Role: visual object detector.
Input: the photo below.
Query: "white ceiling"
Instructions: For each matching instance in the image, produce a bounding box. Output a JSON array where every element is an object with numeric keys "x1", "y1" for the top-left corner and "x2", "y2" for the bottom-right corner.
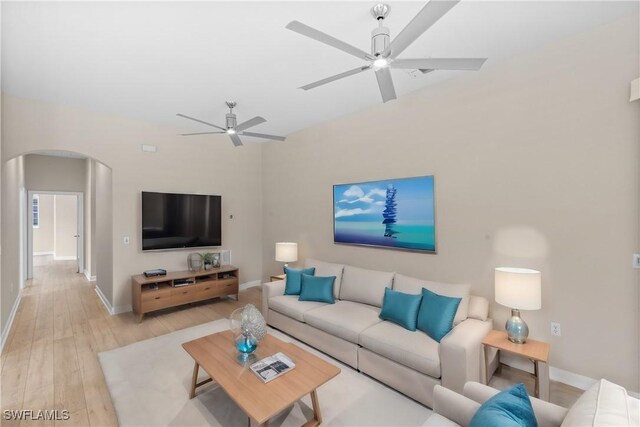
[{"x1": 2, "y1": 1, "x2": 637, "y2": 139}]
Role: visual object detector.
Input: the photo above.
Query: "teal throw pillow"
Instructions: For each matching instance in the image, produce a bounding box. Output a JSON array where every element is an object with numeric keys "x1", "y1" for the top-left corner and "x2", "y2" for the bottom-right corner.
[
  {"x1": 379, "y1": 288, "x2": 422, "y2": 331},
  {"x1": 298, "y1": 274, "x2": 335, "y2": 304},
  {"x1": 416, "y1": 287, "x2": 461, "y2": 342},
  {"x1": 284, "y1": 267, "x2": 315, "y2": 295},
  {"x1": 469, "y1": 383, "x2": 538, "y2": 427}
]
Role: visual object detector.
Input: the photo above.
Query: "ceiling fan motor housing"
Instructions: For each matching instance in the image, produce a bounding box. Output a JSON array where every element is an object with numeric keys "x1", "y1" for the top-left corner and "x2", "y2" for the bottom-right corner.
[
  {"x1": 225, "y1": 113, "x2": 237, "y2": 129},
  {"x1": 371, "y1": 26, "x2": 390, "y2": 57}
]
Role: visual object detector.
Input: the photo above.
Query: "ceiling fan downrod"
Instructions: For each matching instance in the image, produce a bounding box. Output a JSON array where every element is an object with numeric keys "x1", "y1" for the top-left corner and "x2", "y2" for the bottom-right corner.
[{"x1": 371, "y1": 3, "x2": 390, "y2": 57}]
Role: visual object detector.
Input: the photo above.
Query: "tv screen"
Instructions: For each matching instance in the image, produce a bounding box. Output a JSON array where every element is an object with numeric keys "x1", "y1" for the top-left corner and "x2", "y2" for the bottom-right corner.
[{"x1": 142, "y1": 191, "x2": 222, "y2": 251}]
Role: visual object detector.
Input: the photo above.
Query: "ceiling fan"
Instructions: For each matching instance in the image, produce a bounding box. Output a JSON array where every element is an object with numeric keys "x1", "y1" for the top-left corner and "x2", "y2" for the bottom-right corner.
[
  {"x1": 177, "y1": 101, "x2": 286, "y2": 147},
  {"x1": 286, "y1": 0, "x2": 487, "y2": 103}
]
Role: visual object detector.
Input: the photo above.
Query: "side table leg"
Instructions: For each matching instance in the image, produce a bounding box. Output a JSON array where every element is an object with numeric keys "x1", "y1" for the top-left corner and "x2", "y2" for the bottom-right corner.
[
  {"x1": 190, "y1": 362, "x2": 200, "y2": 399},
  {"x1": 533, "y1": 359, "x2": 539, "y2": 397}
]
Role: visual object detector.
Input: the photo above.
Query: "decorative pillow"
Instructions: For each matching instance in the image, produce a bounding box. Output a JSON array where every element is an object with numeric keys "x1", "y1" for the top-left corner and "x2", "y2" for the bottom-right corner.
[
  {"x1": 298, "y1": 274, "x2": 335, "y2": 304},
  {"x1": 379, "y1": 288, "x2": 422, "y2": 331},
  {"x1": 304, "y1": 258, "x2": 345, "y2": 298},
  {"x1": 284, "y1": 267, "x2": 315, "y2": 295},
  {"x1": 561, "y1": 379, "x2": 633, "y2": 427},
  {"x1": 469, "y1": 383, "x2": 538, "y2": 427},
  {"x1": 416, "y1": 287, "x2": 461, "y2": 342}
]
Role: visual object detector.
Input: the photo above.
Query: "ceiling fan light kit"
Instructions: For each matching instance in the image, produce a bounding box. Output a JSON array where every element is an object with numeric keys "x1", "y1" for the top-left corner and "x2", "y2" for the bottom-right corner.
[{"x1": 286, "y1": 0, "x2": 488, "y2": 103}]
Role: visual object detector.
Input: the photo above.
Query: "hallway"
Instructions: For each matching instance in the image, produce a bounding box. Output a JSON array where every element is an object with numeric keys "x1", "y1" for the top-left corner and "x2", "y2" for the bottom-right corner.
[{"x1": 0, "y1": 261, "x2": 261, "y2": 426}]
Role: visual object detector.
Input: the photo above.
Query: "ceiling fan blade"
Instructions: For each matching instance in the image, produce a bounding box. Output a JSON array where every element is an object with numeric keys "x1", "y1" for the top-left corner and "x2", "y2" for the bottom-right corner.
[
  {"x1": 391, "y1": 58, "x2": 487, "y2": 70},
  {"x1": 180, "y1": 131, "x2": 225, "y2": 136},
  {"x1": 234, "y1": 116, "x2": 267, "y2": 132},
  {"x1": 374, "y1": 67, "x2": 396, "y2": 103},
  {"x1": 240, "y1": 131, "x2": 286, "y2": 142},
  {"x1": 229, "y1": 133, "x2": 243, "y2": 147},
  {"x1": 300, "y1": 65, "x2": 371, "y2": 90},
  {"x1": 384, "y1": 0, "x2": 460, "y2": 59},
  {"x1": 176, "y1": 113, "x2": 226, "y2": 131},
  {"x1": 286, "y1": 21, "x2": 374, "y2": 61}
]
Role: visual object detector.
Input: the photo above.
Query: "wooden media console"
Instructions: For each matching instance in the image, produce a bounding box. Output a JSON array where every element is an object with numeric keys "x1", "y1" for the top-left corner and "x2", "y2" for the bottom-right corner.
[{"x1": 131, "y1": 266, "x2": 239, "y2": 322}]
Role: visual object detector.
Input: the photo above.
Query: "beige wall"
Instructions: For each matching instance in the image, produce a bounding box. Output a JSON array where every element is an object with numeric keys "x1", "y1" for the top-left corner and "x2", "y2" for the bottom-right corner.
[
  {"x1": 1, "y1": 156, "x2": 25, "y2": 334},
  {"x1": 95, "y1": 162, "x2": 113, "y2": 303},
  {"x1": 24, "y1": 154, "x2": 86, "y2": 192},
  {"x1": 54, "y1": 195, "x2": 78, "y2": 259},
  {"x1": 2, "y1": 96, "x2": 264, "y2": 312},
  {"x1": 33, "y1": 194, "x2": 54, "y2": 254},
  {"x1": 262, "y1": 16, "x2": 639, "y2": 390},
  {"x1": 85, "y1": 159, "x2": 97, "y2": 278}
]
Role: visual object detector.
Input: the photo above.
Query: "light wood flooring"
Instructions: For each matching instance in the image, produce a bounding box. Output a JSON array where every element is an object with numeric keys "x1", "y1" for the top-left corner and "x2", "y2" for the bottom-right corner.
[{"x1": 1, "y1": 260, "x2": 580, "y2": 427}]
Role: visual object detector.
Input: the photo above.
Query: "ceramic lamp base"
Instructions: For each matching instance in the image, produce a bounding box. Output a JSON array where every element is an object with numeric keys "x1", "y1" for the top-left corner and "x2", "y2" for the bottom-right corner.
[{"x1": 505, "y1": 309, "x2": 529, "y2": 344}]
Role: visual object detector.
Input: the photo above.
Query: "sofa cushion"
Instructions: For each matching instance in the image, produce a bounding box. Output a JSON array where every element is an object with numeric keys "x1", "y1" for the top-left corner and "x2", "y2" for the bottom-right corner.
[
  {"x1": 394, "y1": 273, "x2": 470, "y2": 325},
  {"x1": 304, "y1": 258, "x2": 345, "y2": 298},
  {"x1": 339, "y1": 265, "x2": 394, "y2": 307},
  {"x1": 304, "y1": 301, "x2": 382, "y2": 344},
  {"x1": 561, "y1": 379, "x2": 634, "y2": 427},
  {"x1": 359, "y1": 321, "x2": 441, "y2": 378},
  {"x1": 417, "y1": 288, "x2": 462, "y2": 343},
  {"x1": 268, "y1": 295, "x2": 327, "y2": 322},
  {"x1": 469, "y1": 383, "x2": 537, "y2": 427},
  {"x1": 284, "y1": 267, "x2": 315, "y2": 295},
  {"x1": 379, "y1": 288, "x2": 422, "y2": 331},
  {"x1": 299, "y1": 274, "x2": 335, "y2": 304}
]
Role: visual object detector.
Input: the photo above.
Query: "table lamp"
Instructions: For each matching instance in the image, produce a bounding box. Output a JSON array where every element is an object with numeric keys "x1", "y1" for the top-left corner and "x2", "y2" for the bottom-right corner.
[
  {"x1": 495, "y1": 267, "x2": 541, "y2": 344},
  {"x1": 275, "y1": 242, "x2": 298, "y2": 273}
]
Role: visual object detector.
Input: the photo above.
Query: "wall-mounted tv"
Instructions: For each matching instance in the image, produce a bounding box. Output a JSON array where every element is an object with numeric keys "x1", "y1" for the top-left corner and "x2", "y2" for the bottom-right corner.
[{"x1": 142, "y1": 191, "x2": 222, "y2": 251}]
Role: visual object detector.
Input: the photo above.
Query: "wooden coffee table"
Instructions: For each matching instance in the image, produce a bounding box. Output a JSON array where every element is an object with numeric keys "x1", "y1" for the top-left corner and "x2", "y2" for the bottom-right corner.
[{"x1": 182, "y1": 330, "x2": 341, "y2": 426}]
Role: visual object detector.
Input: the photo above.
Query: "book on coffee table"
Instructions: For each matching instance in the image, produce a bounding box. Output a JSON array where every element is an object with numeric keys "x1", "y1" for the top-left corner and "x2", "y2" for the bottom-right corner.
[{"x1": 250, "y1": 352, "x2": 295, "y2": 383}]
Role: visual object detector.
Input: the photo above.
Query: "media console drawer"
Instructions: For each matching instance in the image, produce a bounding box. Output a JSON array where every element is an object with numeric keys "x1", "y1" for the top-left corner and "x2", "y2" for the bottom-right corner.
[{"x1": 131, "y1": 266, "x2": 240, "y2": 322}]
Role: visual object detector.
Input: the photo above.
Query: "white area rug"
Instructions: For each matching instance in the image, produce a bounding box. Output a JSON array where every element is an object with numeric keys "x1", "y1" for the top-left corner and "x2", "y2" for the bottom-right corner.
[{"x1": 98, "y1": 319, "x2": 433, "y2": 426}]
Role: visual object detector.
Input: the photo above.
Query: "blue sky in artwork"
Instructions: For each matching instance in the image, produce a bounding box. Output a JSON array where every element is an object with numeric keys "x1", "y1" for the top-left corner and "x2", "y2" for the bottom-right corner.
[{"x1": 334, "y1": 176, "x2": 434, "y2": 224}]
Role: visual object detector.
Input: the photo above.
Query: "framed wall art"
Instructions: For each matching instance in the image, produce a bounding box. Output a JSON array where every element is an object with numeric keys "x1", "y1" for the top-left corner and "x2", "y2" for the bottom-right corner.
[{"x1": 333, "y1": 175, "x2": 436, "y2": 253}]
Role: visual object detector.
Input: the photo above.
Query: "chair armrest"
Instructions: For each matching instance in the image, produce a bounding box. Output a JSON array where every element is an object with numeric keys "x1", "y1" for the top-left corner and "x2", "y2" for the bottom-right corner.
[
  {"x1": 440, "y1": 319, "x2": 492, "y2": 394},
  {"x1": 432, "y1": 384, "x2": 481, "y2": 427},
  {"x1": 463, "y1": 382, "x2": 567, "y2": 427},
  {"x1": 261, "y1": 280, "x2": 285, "y2": 317}
]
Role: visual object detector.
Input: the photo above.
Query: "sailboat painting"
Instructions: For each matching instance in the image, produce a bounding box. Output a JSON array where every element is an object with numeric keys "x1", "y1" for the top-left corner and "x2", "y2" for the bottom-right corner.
[{"x1": 333, "y1": 176, "x2": 436, "y2": 253}]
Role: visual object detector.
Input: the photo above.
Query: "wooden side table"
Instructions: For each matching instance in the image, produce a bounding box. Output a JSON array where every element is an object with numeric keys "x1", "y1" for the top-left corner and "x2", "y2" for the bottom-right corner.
[
  {"x1": 270, "y1": 274, "x2": 286, "y2": 282},
  {"x1": 482, "y1": 330, "x2": 550, "y2": 401}
]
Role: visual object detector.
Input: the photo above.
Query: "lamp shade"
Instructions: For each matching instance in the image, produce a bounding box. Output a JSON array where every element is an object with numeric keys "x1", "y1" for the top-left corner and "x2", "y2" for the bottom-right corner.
[
  {"x1": 275, "y1": 242, "x2": 298, "y2": 263},
  {"x1": 495, "y1": 267, "x2": 541, "y2": 310}
]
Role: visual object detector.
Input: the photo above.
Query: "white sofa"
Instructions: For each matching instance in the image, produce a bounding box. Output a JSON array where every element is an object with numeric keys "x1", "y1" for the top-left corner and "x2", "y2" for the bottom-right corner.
[
  {"x1": 426, "y1": 380, "x2": 640, "y2": 427},
  {"x1": 262, "y1": 258, "x2": 493, "y2": 407}
]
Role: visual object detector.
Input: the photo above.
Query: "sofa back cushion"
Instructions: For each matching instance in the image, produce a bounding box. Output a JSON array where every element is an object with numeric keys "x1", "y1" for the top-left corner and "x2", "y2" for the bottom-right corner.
[
  {"x1": 561, "y1": 379, "x2": 635, "y2": 427},
  {"x1": 394, "y1": 273, "x2": 471, "y2": 325},
  {"x1": 304, "y1": 258, "x2": 345, "y2": 298},
  {"x1": 339, "y1": 265, "x2": 395, "y2": 307}
]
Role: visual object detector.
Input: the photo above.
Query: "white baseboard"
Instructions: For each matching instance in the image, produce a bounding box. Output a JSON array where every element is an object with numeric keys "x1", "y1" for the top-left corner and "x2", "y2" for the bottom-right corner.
[
  {"x1": 1, "y1": 288, "x2": 23, "y2": 352},
  {"x1": 549, "y1": 366, "x2": 597, "y2": 391},
  {"x1": 240, "y1": 280, "x2": 261, "y2": 291},
  {"x1": 54, "y1": 255, "x2": 77, "y2": 261},
  {"x1": 94, "y1": 285, "x2": 115, "y2": 315},
  {"x1": 33, "y1": 251, "x2": 54, "y2": 256},
  {"x1": 113, "y1": 305, "x2": 132, "y2": 315},
  {"x1": 83, "y1": 269, "x2": 96, "y2": 282}
]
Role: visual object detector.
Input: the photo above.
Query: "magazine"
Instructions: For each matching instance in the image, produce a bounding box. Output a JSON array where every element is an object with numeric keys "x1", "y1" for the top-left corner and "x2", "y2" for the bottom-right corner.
[{"x1": 250, "y1": 352, "x2": 296, "y2": 383}]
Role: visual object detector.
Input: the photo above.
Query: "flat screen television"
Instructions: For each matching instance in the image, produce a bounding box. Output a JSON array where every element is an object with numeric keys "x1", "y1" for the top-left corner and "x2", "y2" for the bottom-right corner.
[{"x1": 141, "y1": 191, "x2": 222, "y2": 251}]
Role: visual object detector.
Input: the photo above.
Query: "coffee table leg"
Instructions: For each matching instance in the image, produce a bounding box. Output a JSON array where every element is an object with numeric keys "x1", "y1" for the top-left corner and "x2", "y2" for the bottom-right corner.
[
  {"x1": 190, "y1": 362, "x2": 200, "y2": 399},
  {"x1": 310, "y1": 389, "x2": 322, "y2": 426}
]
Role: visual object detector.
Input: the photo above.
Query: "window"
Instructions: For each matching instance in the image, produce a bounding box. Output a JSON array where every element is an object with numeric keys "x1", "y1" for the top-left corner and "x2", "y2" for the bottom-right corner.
[{"x1": 32, "y1": 195, "x2": 39, "y2": 228}]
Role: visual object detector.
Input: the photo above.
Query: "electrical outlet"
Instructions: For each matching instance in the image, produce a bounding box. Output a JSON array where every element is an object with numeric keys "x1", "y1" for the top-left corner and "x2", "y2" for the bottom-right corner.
[
  {"x1": 123, "y1": 236, "x2": 130, "y2": 245},
  {"x1": 551, "y1": 322, "x2": 561, "y2": 337},
  {"x1": 633, "y1": 254, "x2": 640, "y2": 269}
]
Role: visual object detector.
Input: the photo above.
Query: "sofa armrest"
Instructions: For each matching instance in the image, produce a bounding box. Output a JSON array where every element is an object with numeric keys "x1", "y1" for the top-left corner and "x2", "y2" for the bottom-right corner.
[
  {"x1": 432, "y1": 384, "x2": 481, "y2": 427},
  {"x1": 440, "y1": 318, "x2": 492, "y2": 394},
  {"x1": 261, "y1": 280, "x2": 285, "y2": 318},
  {"x1": 463, "y1": 382, "x2": 567, "y2": 427}
]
